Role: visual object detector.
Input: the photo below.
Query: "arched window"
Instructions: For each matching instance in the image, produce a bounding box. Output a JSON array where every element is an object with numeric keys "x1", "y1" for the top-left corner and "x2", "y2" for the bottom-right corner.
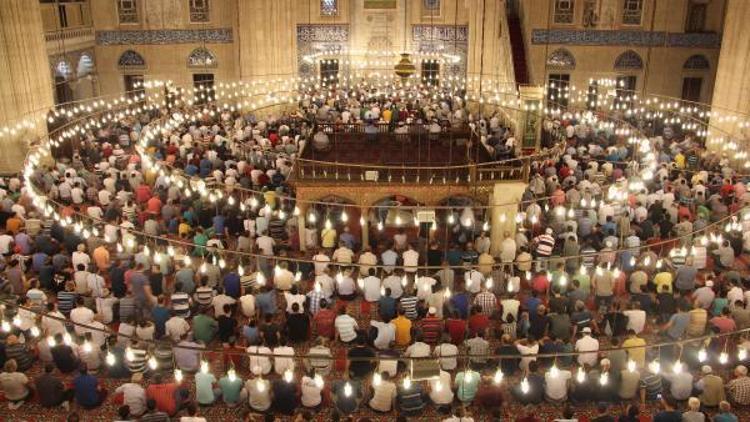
[
  {"x1": 683, "y1": 54, "x2": 710, "y2": 70},
  {"x1": 187, "y1": 47, "x2": 217, "y2": 68},
  {"x1": 546, "y1": 48, "x2": 576, "y2": 69},
  {"x1": 614, "y1": 50, "x2": 643, "y2": 70},
  {"x1": 118, "y1": 50, "x2": 146, "y2": 69},
  {"x1": 77, "y1": 54, "x2": 94, "y2": 78}
]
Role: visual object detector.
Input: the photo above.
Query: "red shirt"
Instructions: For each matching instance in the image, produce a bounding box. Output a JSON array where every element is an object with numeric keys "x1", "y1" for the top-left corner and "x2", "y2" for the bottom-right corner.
[
  {"x1": 146, "y1": 196, "x2": 162, "y2": 215},
  {"x1": 468, "y1": 314, "x2": 490, "y2": 336},
  {"x1": 531, "y1": 274, "x2": 550, "y2": 294},
  {"x1": 710, "y1": 316, "x2": 737, "y2": 333},
  {"x1": 446, "y1": 318, "x2": 467, "y2": 345},
  {"x1": 135, "y1": 184, "x2": 152, "y2": 204},
  {"x1": 313, "y1": 309, "x2": 337, "y2": 339},
  {"x1": 146, "y1": 382, "x2": 179, "y2": 416}
]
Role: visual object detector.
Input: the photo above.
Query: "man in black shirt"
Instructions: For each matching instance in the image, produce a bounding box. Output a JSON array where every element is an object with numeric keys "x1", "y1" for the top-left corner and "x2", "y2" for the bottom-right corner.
[
  {"x1": 347, "y1": 335, "x2": 376, "y2": 379},
  {"x1": 271, "y1": 378, "x2": 299, "y2": 415},
  {"x1": 217, "y1": 303, "x2": 237, "y2": 344},
  {"x1": 51, "y1": 333, "x2": 81, "y2": 373},
  {"x1": 36, "y1": 364, "x2": 74, "y2": 409},
  {"x1": 286, "y1": 302, "x2": 310, "y2": 343},
  {"x1": 260, "y1": 313, "x2": 280, "y2": 348}
]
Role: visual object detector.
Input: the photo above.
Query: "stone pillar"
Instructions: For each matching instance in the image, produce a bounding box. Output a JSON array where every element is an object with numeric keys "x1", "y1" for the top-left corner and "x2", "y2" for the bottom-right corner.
[
  {"x1": 297, "y1": 202, "x2": 308, "y2": 252},
  {"x1": 361, "y1": 206, "x2": 370, "y2": 250},
  {"x1": 0, "y1": 0, "x2": 54, "y2": 172},
  {"x1": 709, "y1": 0, "x2": 750, "y2": 150},
  {"x1": 490, "y1": 181, "x2": 527, "y2": 257},
  {"x1": 237, "y1": 0, "x2": 297, "y2": 83}
]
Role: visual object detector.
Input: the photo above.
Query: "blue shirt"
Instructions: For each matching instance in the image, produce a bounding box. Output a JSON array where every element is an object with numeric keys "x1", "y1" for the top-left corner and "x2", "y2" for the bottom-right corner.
[
  {"x1": 256, "y1": 290, "x2": 277, "y2": 315},
  {"x1": 74, "y1": 374, "x2": 100, "y2": 407},
  {"x1": 223, "y1": 273, "x2": 241, "y2": 298},
  {"x1": 151, "y1": 305, "x2": 170, "y2": 337},
  {"x1": 451, "y1": 293, "x2": 470, "y2": 319},
  {"x1": 714, "y1": 412, "x2": 738, "y2": 422},
  {"x1": 213, "y1": 215, "x2": 226, "y2": 234}
]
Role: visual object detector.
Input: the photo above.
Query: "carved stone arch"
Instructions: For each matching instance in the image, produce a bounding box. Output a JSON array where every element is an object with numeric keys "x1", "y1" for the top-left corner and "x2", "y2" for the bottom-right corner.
[
  {"x1": 683, "y1": 54, "x2": 710, "y2": 70},
  {"x1": 118, "y1": 49, "x2": 146, "y2": 69},
  {"x1": 187, "y1": 47, "x2": 217, "y2": 68},
  {"x1": 546, "y1": 48, "x2": 576, "y2": 69}
]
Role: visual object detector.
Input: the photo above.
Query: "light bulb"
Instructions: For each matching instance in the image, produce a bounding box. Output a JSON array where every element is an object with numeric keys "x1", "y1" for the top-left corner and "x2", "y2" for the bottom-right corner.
[
  {"x1": 174, "y1": 369, "x2": 183, "y2": 382},
  {"x1": 576, "y1": 367, "x2": 586, "y2": 383},
  {"x1": 344, "y1": 382, "x2": 353, "y2": 397},
  {"x1": 1, "y1": 321, "x2": 11, "y2": 332},
  {"x1": 83, "y1": 341, "x2": 92, "y2": 353},
  {"x1": 30, "y1": 326, "x2": 40, "y2": 337},
  {"x1": 324, "y1": 219, "x2": 332, "y2": 230},
  {"x1": 719, "y1": 352, "x2": 729, "y2": 365},
  {"x1": 740, "y1": 348, "x2": 748, "y2": 361},
  {"x1": 314, "y1": 374, "x2": 324, "y2": 388},
  {"x1": 257, "y1": 272, "x2": 266, "y2": 286},
  {"x1": 295, "y1": 271, "x2": 302, "y2": 282},
  {"x1": 493, "y1": 368, "x2": 504, "y2": 384},
  {"x1": 148, "y1": 356, "x2": 158, "y2": 370},
  {"x1": 341, "y1": 211, "x2": 348, "y2": 223},
  {"x1": 599, "y1": 372, "x2": 609, "y2": 385},
  {"x1": 47, "y1": 336, "x2": 56, "y2": 347},
  {"x1": 435, "y1": 380, "x2": 443, "y2": 391},
  {"x1": 377, "y1": 221, "x2": 383, "y2": 231},
  {"x1": 627, "y1": 360, "x2": 636, "y2": 372},
  {"x1": 549, "y1": 365, "x2": 560, "y2": 378},
  {"x1": 698, "y1": 348, "x2": 707, "y2": 362},
  {"x1": 106, "y1": 351, "x2": 116, "y2": 366},
  {"x1": 201, "y1": 360, "x2": 209, "y2": 373},
  {"x1": 63, "y1": 333, "x2": 72, "y2": 346},
  {"x1": 486, "y1": 277, "x2": 494, "y2": 289},
  {"x1": 673, "y1": 361, "x2": 683, "y2": 374},
  {"x1": 373, "y1": 373, "x2": 382, "y2": 386},
  {"x1": 256, "y1": 378, "x2": 266, "y2": 392},
  {"x1": 520, "y1": 377, "x2": 529, "y2": 394},
  {"x1": 649, "y1": 360, "x2": 660, "y2": 374},
  {"x1": 229, "y1": 368, "x2": 238, "y2": 382}
]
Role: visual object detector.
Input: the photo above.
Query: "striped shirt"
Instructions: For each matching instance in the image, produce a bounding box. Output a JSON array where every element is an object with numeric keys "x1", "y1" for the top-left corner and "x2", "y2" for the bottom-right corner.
[
  {"x1": 5, "y1": 343, "x2": 34, "y2": 371},
  {"x1": 118, "y1": 297, "x2": 136, "y2": 321},
  {"x1": 400, "y1": 295, "x2": 419, "y2": 320},
  {"x1": 56, "y1": 291, "x2": 77, "y2": 316},
  {"x1": 170, "y1": 292, "x2": 191, "y2": 318},
  {"x1": 126, "y1": 346, "x2": 148, "y2": 374},
  {"x1": 534, "y1": 234, "x2": 555, "y2": 256},
  {"x1": 420, "y1": 316, "x2": 443, "y2": 344},
  {"x1": 139, "y1": 411, "x2": 170, "y2": 422},
  {"x1": 194, "y1": 286, "x2": 215, "y2": 308}
]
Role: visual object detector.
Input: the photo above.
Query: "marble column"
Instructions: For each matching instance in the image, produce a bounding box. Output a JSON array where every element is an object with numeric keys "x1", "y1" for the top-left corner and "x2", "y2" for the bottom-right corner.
[
  {"x1": 0, "y1": 0, "x2": 54, "y2": 172},
  {"x1": 237, "y1": 0, "x2": 297, "y2": 83},
  {"x1": 297, "y1": 202, "x2": 308, "y2": 252},
  {"x1": 709, "y1": 0, "x2": 750, "y2": 150},
  {"x1": 466, "y1": 0, "x2": 515, "y2": 93},
  {"x1": 361, "y1": 206, "x2": 370, "y2": 250},
  {"x1": 490, "y1": 181, "x2": 526, "y2": 257}
]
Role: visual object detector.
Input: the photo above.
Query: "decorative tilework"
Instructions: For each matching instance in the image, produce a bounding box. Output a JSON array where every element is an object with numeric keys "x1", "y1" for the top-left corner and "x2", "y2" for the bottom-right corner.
[
  {"x1": 412, "y1": 25, "x2": 468, "y2": 42},
  {"x1": 95, "y1": 28, "x2": 233, "y2": 45},
  {"x1": 412, "y1": 25, "x2": 468, "y2": 80},
  {"x1": 187, "y1": 47, "x2": 217, "y2": 68},
  {"x1": 547, "y1": 48, "x2": 576, "y2": 69},
  {"x1": 531, "y1": 29, "x2": 720, "y2": 48},
  {"x1": 118, "y1": 50, "x2": 146, "y2": 67},
  {"x1": 296, "y1": 24, "x2": 350, "y2": 79}
]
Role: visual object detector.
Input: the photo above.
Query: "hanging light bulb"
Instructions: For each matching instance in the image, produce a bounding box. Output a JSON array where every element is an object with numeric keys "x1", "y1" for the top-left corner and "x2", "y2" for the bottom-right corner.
[
  {"x1": 599, "y1": 372, "x2": 609, "y2": 385},
  {"x1": 257, "y1": 272, "x2": 266, "y2": 286},
  {"x1": 520, "y1": 377, "x2": 529, "y2": 394},
  {"x1": 238, "y1": 265, "x2": 245, "y2": 277},
  {"x1": 63, "y1": 332, "x2": 72, "y2": 346},
  {"x1": 627, "y1": 360, "x2": 636, "y2": 373},
  {"x1": 201, "y1": 360, "x2": 210, "y2": 374},
  {"x1": 174, "y1": 369, "x2": 184, "y2": 382},
  {"x1": 256, "y1": 378, "x2": 266, "y2": 392},
  {"x1": 740, "y1": 348, "x2": 748, "y2": 361},
  {"x1": 47, "y1": 336, "x2": 56, "y2": 347},
  {"x1": 308, "y1": 213, "x2": 317, "y2": 224},
  {"x1": 125, "y1": 347, "x2": 135, "y2": 362},
  {"x1": 401, "y1": 275, "x2": 408, "y2": 287},
  {"x1": 229, "y1": 368, "x2": 238, "y2": 382},
  {"x1": 106, "y1": 351, "x2": 116, "y2": 366},
  {"x1": 359, "y1": 216, "x2": 366, "y2": 226},
  {"x1": 293, "y1": 206, "x2": 300, "y2": 216},
  {"x1": 324, "y1": 219, "x2": 332, "y2": 230},
  {"x1": 698, "y1": 348, "x2": 707, "y2": 363},
  {"x1": 344, "y1": 382, "x2": 353, "y2": 397},
  {"x1": 549, "y1": 364, "x2": 560, "y2": 379},
  {"x1": 403, "y1": 376, "x2": 411, "y2": 389},
  {"x1": 30, "y1": 326, "x2": 40, "y2": 337},
  {"x1": 444, "y1": 287, "x2": 451, "y2": 298},
  {"x1": 341, "y1": 211, "x2": 349, "y2": 223},
  {"x1": 377, "y1": 221, "x2": 384, "y2": 231},
  {"x1": 649, "y1": 360, "x2": 661, "y2": 374},
  {"x1": 485, "y1": 277, "x2": 493, "y2": 290},
  {"x1": 576, "y1": 367, "x2": 586, "y2": 383},
  {"x1": 148, "y1": 356, "x2": 158, "y2": 370},
  {"x1": 447, "y1": 213, "x2": 455, "y2": 224},
  {"x1": 373, "y1": 373, "x2": 382, "y2": 387},
  {"x1": 314, "y1": 374, "x2": 324, "y2": 388},
  {"x1": 83, "y1": 341, "x2": 93, "y2": 353},
  {"x1": 673, "y1": 361, "x2": 683, "y2": 374},
  {"x1": 719, "y1": 352, "x2": 729, "y2": 365},
  {"x1": 493, "y1": 368, "x2": 504, "y2": 384}
]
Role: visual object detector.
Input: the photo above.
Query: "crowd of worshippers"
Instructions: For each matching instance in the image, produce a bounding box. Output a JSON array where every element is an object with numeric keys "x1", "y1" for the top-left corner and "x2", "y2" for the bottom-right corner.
[{"x1": 0, "y1": 102, "x2": 747, "y2": 422}]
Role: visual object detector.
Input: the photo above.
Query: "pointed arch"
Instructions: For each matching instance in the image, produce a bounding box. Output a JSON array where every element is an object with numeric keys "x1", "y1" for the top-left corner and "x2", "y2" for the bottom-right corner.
[
  {"x1": 614, "y1": 50, "x2": 643, "y2": 70},
  {"x1": 683, "y1": 54, "x2": 710, "y2": 70},
  {"x1": 117, "y1": 50, "x2": 146, "y2": 69},
  {"x1": 546, "y1": 48, "x2": 576, "y2": 69},
  {"x1": 187, "y1": 47, "x2": 217, "y2": 68}
]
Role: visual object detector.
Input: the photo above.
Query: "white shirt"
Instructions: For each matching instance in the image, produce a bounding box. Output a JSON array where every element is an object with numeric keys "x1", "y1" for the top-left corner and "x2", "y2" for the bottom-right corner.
[
  {"x1": 247, "y1": 346, "x2": 272, "y2": 375},
  {"x1": 300, "y1": 376, "x2": 323, "y2": 407},
  {"x1": 402, "y1": 249, "x2": 419, "y2": 272},
  {"x1": 429, "y1": 370, "x2": 455, "y2": 404},
  {"x1": 335, "y1": 314, "x2": 358, "y2": 342},
  {"x1": 255, "y1": 236, "x2": 275, "y2": 255},
  {"x1": 623, "y1": 309, "x2": 646, "y2": 334},
  {"x1": 284, "y1": 292, "x2": 306, "y2": 313},
  {"x1": 516, "y1": 343, "x2": 539, "y2": 371},
  {"x1": 239, "y1": 294, "x2": 256, "y2": 318},
  {"x1": 212, "y1": 294, "x2": 237, "y2": 317},
  {"x1": 382, "y1": 275, "x2": 403, "y2": 299},
  {"x1": 434, "y1": 343, "x2": 459, "y2": 370},
  {"x1": 165, "y1": 316, "x2": 190, "y2": 341},
  {"x1": 273, "y1": 346, "x2": 295, "y2": 375},
  {"x1": 42, "y1": 311, "x2": 67, "y2": 337},
  {"x1": 371, "y1": 321, "x2": 395, "y2": 350},
  {"x1": 416, "y1": 276, "x2": 437, "y2": 300},
  {"x1": 544, "y1": 369, "x2": 572, "y2": 401},
  {"x1": 72, "y1": 251, "x2": 91, "y2": 270},
  {"x1": 312, "y1": 253, "x2": 330, "y2": 275},
  {"x1": 70, "y1": 306, "x2": 95, "y2": 336},
  {"x1": 369, "y1": 380, "x2": 397, "y2": 412},
  {"x1": 575, "y1": 335, "x2": 600, "y2": 366},
  {"x1": 0, "y1": 234, "x2": 12, "y2": 254},
  {"x1": 465, "y1": 270, "x2": 485, "y2": 294},
  {"x1": 314, "y1": 274, "x2": 335, "y2": 298},
  {"x1": 362, "y1": 276, "x2": 381, "y2": 302},
  {"x1": 405, "y1": 341, "x2": 431, "y2": 358}
]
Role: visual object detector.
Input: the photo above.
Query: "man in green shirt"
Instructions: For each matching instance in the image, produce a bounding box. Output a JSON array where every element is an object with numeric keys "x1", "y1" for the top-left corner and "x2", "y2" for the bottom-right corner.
[
  {"x1": 454, "y1": 369, "x2": 480, "y2": 403},
  {"x1": 218, "y1": 370, "x2": 246, "y2": 406},
  {"x1": 193, "y1": 312, "x2": 218, "y2": 344},
  {"x1": 195, "y1": 370, "x2": 218, "y2": 405}
]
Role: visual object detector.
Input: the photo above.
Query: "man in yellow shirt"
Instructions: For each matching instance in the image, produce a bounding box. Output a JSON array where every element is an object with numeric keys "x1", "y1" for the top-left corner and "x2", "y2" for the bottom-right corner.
[
  {"x1": 654, "y1": 271, "x2": 673, "y2": 294},
  {"x1": 321, "y1": 226, "x2": 337, "y2": 249},
  {"x1": 391, "y1": 309, "x2": 412, "y2": 347},
  {"x1": 622, "y1": 329, "x2": 647, "y2": 367}
]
